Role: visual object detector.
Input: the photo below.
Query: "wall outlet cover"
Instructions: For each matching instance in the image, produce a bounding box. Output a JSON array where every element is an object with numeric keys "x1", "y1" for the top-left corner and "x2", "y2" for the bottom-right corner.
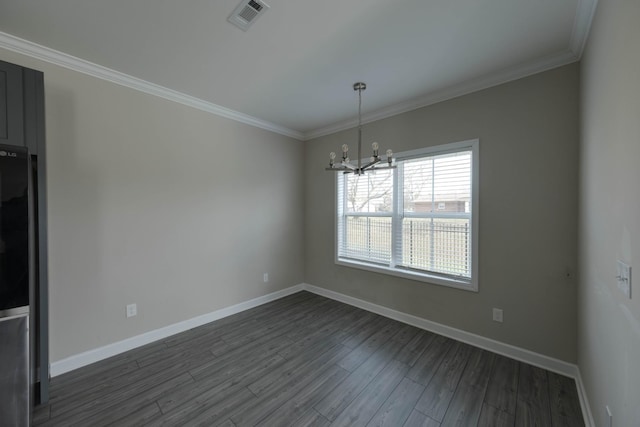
[
  {"x1": 126, "y1": 303, "x2": 137, "y2": 318},
  {"x1": 616, "y1": 261, "x2": 631, "y2": 299}
]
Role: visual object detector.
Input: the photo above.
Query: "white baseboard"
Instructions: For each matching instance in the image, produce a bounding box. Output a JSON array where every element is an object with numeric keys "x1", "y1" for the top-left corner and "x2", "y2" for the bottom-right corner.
[
  {"x1": 50, "y1": 284, "x2": 305, "y2": 377},
  {"x1": 49, "y1": 281, "x2": 593, "y2": 426},
  {"x1": 299, "y1": 283, "x2": 594, "y2": 427},
  {"x1": 574, "y1": 367, "x2": 596, "y2": 427}
]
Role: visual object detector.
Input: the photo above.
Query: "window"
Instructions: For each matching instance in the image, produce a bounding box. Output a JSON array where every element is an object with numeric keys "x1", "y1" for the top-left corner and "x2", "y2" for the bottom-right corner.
[{"x1": 336, "y1": 139, "x2": 478, "y2": 291}]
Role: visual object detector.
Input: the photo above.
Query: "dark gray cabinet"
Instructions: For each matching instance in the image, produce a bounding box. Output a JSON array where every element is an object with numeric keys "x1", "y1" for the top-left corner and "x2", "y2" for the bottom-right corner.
[
  {"x1": 0, "y1": 60, "x2": 25, "y2": 147},
  {"x1": 0, "y1": 59, "x2": 49, "y2": 405}
]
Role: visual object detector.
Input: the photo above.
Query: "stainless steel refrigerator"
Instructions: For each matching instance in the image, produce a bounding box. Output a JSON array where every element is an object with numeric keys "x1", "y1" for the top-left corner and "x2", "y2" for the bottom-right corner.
[{"x1": 0, "y1": 144, "x2": 33, "y2": 426}]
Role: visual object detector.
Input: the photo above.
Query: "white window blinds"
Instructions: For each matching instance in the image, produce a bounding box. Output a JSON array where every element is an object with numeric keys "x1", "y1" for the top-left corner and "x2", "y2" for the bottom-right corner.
[{"x1": 336, "y1": 139, "x2": 478, "y2": 290}]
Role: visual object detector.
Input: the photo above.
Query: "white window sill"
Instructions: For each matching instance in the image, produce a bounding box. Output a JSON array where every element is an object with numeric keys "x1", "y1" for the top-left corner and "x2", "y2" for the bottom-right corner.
[{"x1": 335, "y1": 258, "x2": 478, "y2": 292}]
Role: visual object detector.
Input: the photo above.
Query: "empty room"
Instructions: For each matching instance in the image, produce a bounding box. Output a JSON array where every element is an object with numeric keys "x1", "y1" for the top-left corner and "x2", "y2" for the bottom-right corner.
[{"x1": 0, "y1": 0, "x2": 638, "y2": 426}]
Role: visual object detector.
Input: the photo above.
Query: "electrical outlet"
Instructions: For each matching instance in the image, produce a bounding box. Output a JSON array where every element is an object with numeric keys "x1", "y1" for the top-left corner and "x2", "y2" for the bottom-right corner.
[
  {"x1": 126, "y1": 303, "x2": 137, "y2": 318},
  {"x1": 263, "y1": 273, "x2": 269, "y2": 283},
  {"x1": 492, "y1": 308, "x2": 503, "y2": 323}
]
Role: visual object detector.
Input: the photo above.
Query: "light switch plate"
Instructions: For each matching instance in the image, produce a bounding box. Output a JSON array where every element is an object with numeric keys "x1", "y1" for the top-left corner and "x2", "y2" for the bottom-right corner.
[{"x1": 616, "y1": 261, "x2": 631, "y2": 299}]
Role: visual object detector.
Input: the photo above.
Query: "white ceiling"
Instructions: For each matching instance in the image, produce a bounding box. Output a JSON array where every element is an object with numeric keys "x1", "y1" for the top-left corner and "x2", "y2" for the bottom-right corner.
[{"x1": 0, "y1": 0, "x2": 597, "y2": 140}]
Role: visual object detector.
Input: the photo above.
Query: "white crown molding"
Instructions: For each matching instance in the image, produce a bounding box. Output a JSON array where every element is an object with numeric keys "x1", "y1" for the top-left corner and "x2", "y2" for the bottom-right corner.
[
  {"x1": 0, "y1": 31, "x2": 305, "y2": 141},
  {"x1": 569, "y1": 0, "x2": 599, "y2": 58},
  {"x1": 1, "y1": 2, "x2": 597, "y2": 144},
  {"x1": 303, "y1": 49, "x2": 579, "y2": 140},
  {"x1": 303, "y1": 0, "x2": 598, "y2": 141}
]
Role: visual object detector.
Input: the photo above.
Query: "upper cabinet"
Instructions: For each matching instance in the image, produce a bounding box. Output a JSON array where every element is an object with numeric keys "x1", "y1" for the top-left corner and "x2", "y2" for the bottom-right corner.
[{"x1": 0, "y1": 60, "x2": 25, "y2": 148}]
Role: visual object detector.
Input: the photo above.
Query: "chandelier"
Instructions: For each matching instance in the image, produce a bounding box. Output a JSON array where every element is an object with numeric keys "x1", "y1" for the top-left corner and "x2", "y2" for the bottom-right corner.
[{"x1": 325, "y1": 82, "x2": 395, "y2": 175}]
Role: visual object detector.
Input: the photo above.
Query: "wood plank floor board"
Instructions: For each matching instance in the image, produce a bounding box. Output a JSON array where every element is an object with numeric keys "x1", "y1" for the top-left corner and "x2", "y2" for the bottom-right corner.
[
  {"x1": 293, "y1": 407, "x2": 331, "y2": 427},
  {"x1": 157, "y1": 353, "x2": 286, "y2": 415},
  {"x1": 477, "y1": 403, "x2": 515, "y2": 427},
  {"x1": 218, "y1": 304, "x2": 325, "y2": 349},
  {"x1": 211, "y1": 320, "x2": 297, "y2": 357},
  {"x1": 48, "y1": 351, "x2": 205, "y2": 420},
  {"x1": 48, "y1": 339, "x2": 168, "y2": 399},
  {"x1": 228, "y1": 346, "x2": 353, "y2": 426},
  {"x1": 330, "y1": 359, "x2": 408, "y2": 427},
  {"x1": 31, "y1": 403, "x2": 50, "y2": 425},
  {"x1": 189, "y1": 331, "x2": 294, "y2": 380},
  {"x1": 135, "y1": 341, "x2": 220, "y2": 374},
  {"x1": 171, "y1": 385, "x2": 257, "y2": 427},
  {"x1": 337, "y1": 319, "x2": 403, "y2": 372},
  {"x1": 391, "y1": 323, "x2": 422, "y2": 345},
  {"x1": 339, "y1": 309, "x2": 378, "y2": 337},
  {"x1": 42, "y1": 372, "x2": 193, "y2": 427},
  {"x1": 548, "y1": 371, "x2": 585, "y2": 427},
  {"x1": 248, "y1": 340, "x2": 346, "y2": 396},
  {"x1": 458, "y1": 348, "x2": 495, "y2": 389},
  {"x1": 157, "y1": 381, "x2": 252, "y2": 426},
  {"x1": 514, "y1": 364, "x2": 552, "y2": 426},
  {"x1": 276, "y1": 327, "x2": 346, "y2": 361},
  {"x1": 395, "y1": 329, "x2": 437, "y2": 367},
  {"x1": 482, "y1": 354, "x2": 519, "y2": 415},
  {"x1": 313, "y1": 337, "x2": 408, "y2": 421},
  {"x1": 339, "y1": 314, "x2": 390, "y2": 349},
  {"x1": 366, "y1": 377, "x2": 425, "y2": 427},
  {"x1": 403, "y1": 410, "x2": 442, "y2": 427},
  {"x1": 406, "y1": 335, "x2": 453, "y2": 386},
  {"x1": 414, "y1": 341, "x2": 474, "y2": 422},
  {"x1": 284, "y1": 302, "x2": 360, "y2": 344},
  {"x1": 162, "y1": 292, "x2": 314, "y2": 349},
  {"x1": 439, "y1": 349, "x2": 495, "y2": 427},
  {"x1": 85, "y1": 400, "x2": 163, "y2": 427},
  {"x1": 35, "y1": 291, "x2": 585, "y2": 426},
  {"x1": 276, "y1": 306, "x2": 357, "y2": 360},
  {"x1": 46, "y1": 359, "x2": 141, "y2": 404},
  {"x1": 214, "y1": 296, "x2": 333, "y2": 349},
  {"x1": 256, "y1": 364, "x2": 348, "y2": 427}
]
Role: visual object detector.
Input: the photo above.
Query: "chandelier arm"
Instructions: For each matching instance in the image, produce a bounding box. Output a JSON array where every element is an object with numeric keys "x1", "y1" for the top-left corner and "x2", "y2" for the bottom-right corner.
[
  {"x1": 360, "y1": 158, "x2": 382, "y2": 170},
  {"x1": 326, "y1": 162, "x2": 356, "y2": 172},
  {"x1": 368, "y1": 165, "x2": 397, "y2": 171}
]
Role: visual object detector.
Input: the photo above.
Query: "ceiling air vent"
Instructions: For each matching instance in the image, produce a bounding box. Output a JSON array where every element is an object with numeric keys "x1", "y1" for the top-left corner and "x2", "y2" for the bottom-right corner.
[{"x1": 227, "y1": 0, "x2": 270, "y2": 31}]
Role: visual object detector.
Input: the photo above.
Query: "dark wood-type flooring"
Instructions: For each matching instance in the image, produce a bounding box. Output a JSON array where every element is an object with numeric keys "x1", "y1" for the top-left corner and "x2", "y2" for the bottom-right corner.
[{"x1": 34, "y1": 291, "x2": 585, "y2": 426}]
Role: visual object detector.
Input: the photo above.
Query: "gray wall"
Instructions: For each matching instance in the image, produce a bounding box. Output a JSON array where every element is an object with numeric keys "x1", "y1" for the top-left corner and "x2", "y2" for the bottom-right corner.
[
  {"x1": 0, "y1": 48, "x2": 305, "y2": 362},
  {"x1": 305, "y1": 64, "x2": 580, "y2": 362},
  {"x1": 579, "y1": 0, "x2": 640, "y2": 425}
]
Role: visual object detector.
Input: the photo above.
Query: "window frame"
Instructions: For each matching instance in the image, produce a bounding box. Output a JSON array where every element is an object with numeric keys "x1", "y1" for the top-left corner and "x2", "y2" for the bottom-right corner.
[{"x1": 334, "y1": 139, "x2": 479, "y2": 292}]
